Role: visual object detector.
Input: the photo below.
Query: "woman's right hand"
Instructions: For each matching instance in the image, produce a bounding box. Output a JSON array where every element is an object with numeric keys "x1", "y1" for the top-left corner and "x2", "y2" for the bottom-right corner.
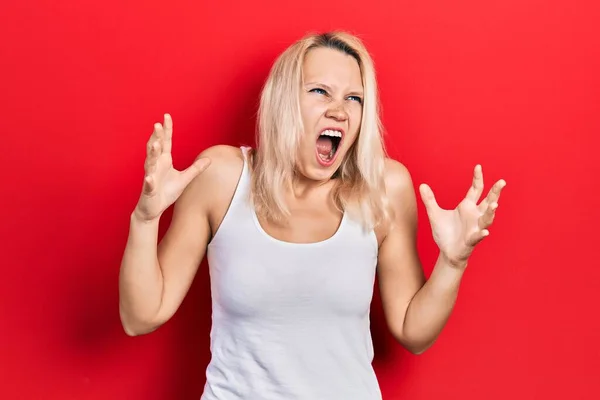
[{"x1": 133, "y1": 114, "x2": 211, "y2": 222}]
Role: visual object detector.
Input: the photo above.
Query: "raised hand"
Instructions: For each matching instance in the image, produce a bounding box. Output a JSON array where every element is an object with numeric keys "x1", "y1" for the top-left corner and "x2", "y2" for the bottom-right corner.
[
  {"x1": 133, "y1": 114, "x2": 211, "y2": 222},
  {"x1": 419, "y1": 165, "x2": 506, "y2": 268}
]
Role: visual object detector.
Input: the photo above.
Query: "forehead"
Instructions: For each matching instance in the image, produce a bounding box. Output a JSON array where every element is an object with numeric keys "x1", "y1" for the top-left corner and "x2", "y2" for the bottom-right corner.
[{"x1": 302, "y1": 47, "x2": 363, "y2": 89}]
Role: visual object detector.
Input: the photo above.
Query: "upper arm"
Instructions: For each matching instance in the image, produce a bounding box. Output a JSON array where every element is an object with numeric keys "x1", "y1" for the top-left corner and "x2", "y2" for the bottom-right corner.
[
  {"x1": 377, "y1": 159, "x2": 426, "y2": 340},
  {"x1": 154, "y1": 145, "x2": 242, "y2": 324}
]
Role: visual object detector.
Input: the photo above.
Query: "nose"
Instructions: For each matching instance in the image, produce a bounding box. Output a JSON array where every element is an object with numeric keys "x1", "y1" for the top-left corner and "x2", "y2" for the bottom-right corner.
[{"x1": 325, "y1": 103, "x2": 348, "y2": 122}]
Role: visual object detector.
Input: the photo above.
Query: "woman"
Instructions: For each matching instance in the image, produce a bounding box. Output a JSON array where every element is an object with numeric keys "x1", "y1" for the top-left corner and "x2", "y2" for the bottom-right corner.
[{"x1": 119, "y1": 31, "x2": 506, "y2": 399}]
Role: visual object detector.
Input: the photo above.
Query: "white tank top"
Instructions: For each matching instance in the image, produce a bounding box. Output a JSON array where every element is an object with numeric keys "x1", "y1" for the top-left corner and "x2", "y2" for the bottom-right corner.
[{"x1": 201, "y1": 147, "x2": 382, "y2": 400}]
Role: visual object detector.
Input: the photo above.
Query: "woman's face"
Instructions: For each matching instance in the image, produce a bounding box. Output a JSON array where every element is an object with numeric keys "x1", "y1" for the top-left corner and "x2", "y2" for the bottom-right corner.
[{"x1": 295, "y1": 46, "x2": 364, "y2": 183}]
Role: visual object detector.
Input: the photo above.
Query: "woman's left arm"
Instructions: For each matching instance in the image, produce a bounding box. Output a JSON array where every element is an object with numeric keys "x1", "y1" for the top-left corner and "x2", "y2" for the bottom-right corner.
[{"x1": 377, "y1": 159, "x2": 506, "y2": 354}]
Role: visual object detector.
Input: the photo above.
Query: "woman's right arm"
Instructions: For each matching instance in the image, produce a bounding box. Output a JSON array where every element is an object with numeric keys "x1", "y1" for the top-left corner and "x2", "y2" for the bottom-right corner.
[
  {"x1": 118, "y1": 114, "x2": 214, "y2": 336},
  {"x1": 118, "y1": 175, "x2": 213, "y2": 336}
]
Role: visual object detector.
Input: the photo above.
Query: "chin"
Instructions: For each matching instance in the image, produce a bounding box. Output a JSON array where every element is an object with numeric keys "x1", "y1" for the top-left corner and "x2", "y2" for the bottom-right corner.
[
  {"x1": 306, "y1": 167, "x2": 337, "y2": 182},
  {"x1": 294, "y1": 160, "x2": 334, "y2": 183}
]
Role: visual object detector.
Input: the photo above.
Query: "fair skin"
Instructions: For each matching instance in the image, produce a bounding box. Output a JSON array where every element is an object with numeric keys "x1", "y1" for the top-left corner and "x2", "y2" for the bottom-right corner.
[{"x1": 119, "y1": 47, "x2": 506, "y2": 355}]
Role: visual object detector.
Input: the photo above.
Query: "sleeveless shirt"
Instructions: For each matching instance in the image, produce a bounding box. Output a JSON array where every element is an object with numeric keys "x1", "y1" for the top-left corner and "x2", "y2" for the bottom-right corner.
[{"x1": 200, "y1": 147, "x2": 382, "y2": 400}]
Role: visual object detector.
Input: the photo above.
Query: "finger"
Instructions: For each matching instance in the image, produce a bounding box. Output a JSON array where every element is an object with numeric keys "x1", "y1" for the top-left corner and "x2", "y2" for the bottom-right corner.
[
  {"x1": 419, "y1": 183, "x2": 441, "y2": 215},
  {"x1": 144, "y1": 139, "x2": 162, "y2": 175},
  {"x1": 154, "y1": 121, "x2": 165, "y2": 141},
  {"x1": 180, "y1": 157, "x2": 212, "y2": 187},
  {"x1": 465, "y1": 164, "x2": 484, "y2": 203},
  {"x1": 146, "y1": 122, "x2": 165, "y2": 156},
  {"x1": 467, "y1": 229, "x2": 490, "y2": 247},
  {"x1": 478, "y1": 201, "x2": 498, "y2": 229},
  {"x1": 143, "y1": 174, "x2": 156, "y2": 195},
  {"x1": 479, "y1": 179, "x2": 506, "y2": 211},
  {"x1": 163, "y1": 113, "x2": 173, "y2": 153}
]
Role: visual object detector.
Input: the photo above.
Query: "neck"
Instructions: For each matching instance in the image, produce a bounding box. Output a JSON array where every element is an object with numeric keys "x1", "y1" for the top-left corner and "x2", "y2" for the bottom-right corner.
[{"x1": 291, "y1": 173, "x2": 333, "y2": 198}]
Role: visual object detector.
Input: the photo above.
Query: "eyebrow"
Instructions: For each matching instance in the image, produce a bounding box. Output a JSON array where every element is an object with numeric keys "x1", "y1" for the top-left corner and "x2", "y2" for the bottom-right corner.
[{"x1": 305, "y1": 82, "x2": 364, "y2": 96}]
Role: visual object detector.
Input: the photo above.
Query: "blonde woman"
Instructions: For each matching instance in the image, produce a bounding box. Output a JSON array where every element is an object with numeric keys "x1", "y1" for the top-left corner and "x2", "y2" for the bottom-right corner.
[{"x1": 119, "y1": 32, "x2": 506, "y2": 399}]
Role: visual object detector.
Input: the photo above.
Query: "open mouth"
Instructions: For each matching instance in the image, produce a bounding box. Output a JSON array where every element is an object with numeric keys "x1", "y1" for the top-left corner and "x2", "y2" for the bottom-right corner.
[{"x1": 316, "y1": 129, "x2": 343, "y2": 165}]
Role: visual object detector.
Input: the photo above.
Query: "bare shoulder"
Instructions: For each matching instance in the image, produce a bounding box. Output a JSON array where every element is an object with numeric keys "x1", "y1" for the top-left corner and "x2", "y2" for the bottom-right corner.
[
  {"x1": 383, "y1": 158, "x2": 414, "y2": 197},
  {"x1": 179, "y1": 145, "x2": 246, "y2": 237},
  {"x1": 183, "y1": 145, "x2": 245, "y2": 209},
  {"x1": 196, "y1": 144, "x2": 245, "y2": 162},
  {"x1": 383, "y1": 158, "x2": 418, "y2": 228},
  {"x1": 194, "y1": 144, "x2": 245, "y2": 184}
]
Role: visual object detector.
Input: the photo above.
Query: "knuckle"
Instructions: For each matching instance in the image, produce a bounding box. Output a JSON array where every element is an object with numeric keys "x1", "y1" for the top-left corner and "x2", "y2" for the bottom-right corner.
[{"x1": 146, "y1": 139, "x2": 156, "y2": 151}]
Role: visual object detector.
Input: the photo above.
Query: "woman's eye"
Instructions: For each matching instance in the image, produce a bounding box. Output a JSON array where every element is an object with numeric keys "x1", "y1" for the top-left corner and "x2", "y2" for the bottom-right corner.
[
  {"x1": 310, "y1": 88, "x2": 327, "y2": 95},
  {"x1": 309, "y1": 88, "x2": 361, "y2": 104}
]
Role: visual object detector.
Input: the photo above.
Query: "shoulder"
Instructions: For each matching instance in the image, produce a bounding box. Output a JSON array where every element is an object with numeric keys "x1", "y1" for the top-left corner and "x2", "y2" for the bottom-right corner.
[
  {"x1": 373, "y1": 158, "x2": 418, "y2": 246},
  {"x1": 383, "y1": 158, "x2": 418, "y2": 225},
  {"x1": 383, "y1": 158, "x2": 414, "y2": 199},
  {"x1": 195, "y1": 144, "x2": 244, "y2": 179},
  {"x1": 192, "y1": 143, "x2": 245, "y2": 190},
  {"x1": 179, "y1": 145, "x2": 245, "y2": 211},
  {"x1": 196, "y1": 144, "x2": 245, "y2": 169}
]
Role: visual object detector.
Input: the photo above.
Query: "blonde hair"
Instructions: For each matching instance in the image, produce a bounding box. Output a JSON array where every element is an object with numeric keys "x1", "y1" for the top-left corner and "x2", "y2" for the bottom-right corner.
[{"x1": 250, "y1": 31, "x2": 392, "y2": 229}]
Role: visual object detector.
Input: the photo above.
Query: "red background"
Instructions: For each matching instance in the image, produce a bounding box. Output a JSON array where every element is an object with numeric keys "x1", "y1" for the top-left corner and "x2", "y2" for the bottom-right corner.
[{"x1": 2, "y1": 0, "x2": 599, "y2": 399}]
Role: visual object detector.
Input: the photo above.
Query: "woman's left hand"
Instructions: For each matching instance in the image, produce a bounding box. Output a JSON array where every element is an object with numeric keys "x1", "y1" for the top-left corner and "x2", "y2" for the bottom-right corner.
[{"x1": 419, "y1": 165, "x2": 506, "y2": 269}]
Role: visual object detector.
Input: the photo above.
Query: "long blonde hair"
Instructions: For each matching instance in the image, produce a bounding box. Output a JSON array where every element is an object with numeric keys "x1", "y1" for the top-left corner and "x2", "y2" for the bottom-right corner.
[{"x1": 250, "y1": 31, "x2": 392, "y2": 230}]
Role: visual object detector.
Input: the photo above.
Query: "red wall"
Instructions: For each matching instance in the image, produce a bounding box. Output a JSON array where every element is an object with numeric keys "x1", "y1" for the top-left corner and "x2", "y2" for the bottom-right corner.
[{"x1": 2, "y1": 1, "x2": 599, "y2": 399}]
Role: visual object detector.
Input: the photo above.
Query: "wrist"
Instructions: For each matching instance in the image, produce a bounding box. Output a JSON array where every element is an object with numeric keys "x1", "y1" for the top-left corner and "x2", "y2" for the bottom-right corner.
[
  {"x1": 439, "y1": 252, "x2": 468, "y2": 270},
  {"x1": 131, "y1": 209, "x2": 161, "y2": 226},
  {"x1": 431, "y1": 254, "x2": 466, "y2": 290}
]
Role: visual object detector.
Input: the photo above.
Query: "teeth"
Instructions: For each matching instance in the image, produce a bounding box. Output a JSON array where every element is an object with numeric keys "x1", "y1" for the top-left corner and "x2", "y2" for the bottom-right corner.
[
  {"x1": 318, "y1": 151, "x2": 334, "y2": 162},
  {"x1": 320, "y1": 129, "x2": 342, "y2": 138}
]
